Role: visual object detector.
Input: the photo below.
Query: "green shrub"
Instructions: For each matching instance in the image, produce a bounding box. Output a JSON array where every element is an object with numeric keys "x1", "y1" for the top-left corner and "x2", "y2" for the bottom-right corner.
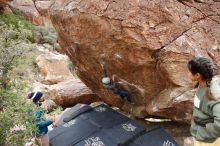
[
  {"x1": 0, "y1": 13, "x2": 61, "y2": 145},
  {"x1": 33, "y1": 25, "x2": 58, "y2": 46},
  {"x1": 0, "y1": 13, "x2": 39, "y2": 145},
  {"x1": 0, "y1": 12, "x2": 33, "y2": 29},
  {"x1": 0, "y1": 89, "x2": 37, "y2": 146},
  {"x1": 0, "y1": 13, "x2": 36, "y2": 89},
  {"x1": 0, "y1": 13, "x2": 34, "y2": 41}
]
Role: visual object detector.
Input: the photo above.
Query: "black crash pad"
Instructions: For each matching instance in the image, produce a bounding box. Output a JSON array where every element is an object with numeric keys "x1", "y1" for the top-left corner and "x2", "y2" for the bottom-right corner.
[
  {"x1": 49, "y1": 117, "x2": 99, "y2": 146},
  {"x1": 81, "y1": 104, "x2": 130, "y2": 128},
  {"x1": 49, "y1": 104, "x2": 179, "y2": 146},
  {"x1": 104, "y1": 119, "x2": 145, "y2": 145},
  {"x1": 74, "y1": 119, "x2": 145, "y2": 146},
  {"x1": 128, "y1": 127, "x2": 179, "y2": 146},
  {"x1": 74, "y1": 130, "x2": 118, "y2": 146},
  {"x1": 54, "y1": 104, "x2": 92, "y2": 126}
]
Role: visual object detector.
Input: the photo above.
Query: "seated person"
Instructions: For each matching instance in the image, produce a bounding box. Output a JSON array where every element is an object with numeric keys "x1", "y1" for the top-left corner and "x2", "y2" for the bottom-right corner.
[
  {"x1": 28, "y1": 91, "x2": 51, "y2": 111},
  {"x1": 28, "y1": 91, "x2": 54, "y2": 146}
]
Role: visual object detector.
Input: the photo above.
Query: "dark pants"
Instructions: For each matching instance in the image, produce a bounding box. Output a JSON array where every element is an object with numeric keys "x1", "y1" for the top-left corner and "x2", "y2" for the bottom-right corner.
[{"x1": 113, "y1": 89, "x2": 132, "y2": 102}]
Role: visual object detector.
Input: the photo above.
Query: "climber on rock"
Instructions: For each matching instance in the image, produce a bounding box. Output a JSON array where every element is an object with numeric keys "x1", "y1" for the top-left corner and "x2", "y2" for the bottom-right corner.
[{"x1": 101, "y1": 63, "x2": 132, "y2": 102}]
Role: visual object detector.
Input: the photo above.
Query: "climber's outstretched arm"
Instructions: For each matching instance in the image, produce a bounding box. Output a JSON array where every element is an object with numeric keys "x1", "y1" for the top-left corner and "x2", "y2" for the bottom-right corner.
[
  {"x1": 112, "y1": 74, "x2": 130, "y2": 90},
  {"x1": 101, "y1": 63, "x2": 108, "y2": 78},
  {"x1": 111, "y1": 74, "x2": 147, "y2": 98}
]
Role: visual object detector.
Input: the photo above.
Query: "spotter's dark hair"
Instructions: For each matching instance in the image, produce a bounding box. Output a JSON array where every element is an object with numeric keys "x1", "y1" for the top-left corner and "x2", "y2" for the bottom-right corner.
[{"x1": 187, "y1": 57, "x2": 213, "y2": 87}]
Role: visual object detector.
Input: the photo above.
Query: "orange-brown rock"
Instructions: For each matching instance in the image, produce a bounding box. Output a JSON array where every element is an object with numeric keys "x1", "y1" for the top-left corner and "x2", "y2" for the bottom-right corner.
[
  {"x1": 35, "y1": 0, "x2": 53, "y2": 18},
  {"x1": 36, "y1": 52, "x2": 73, "y2": 85},
  {"x1": 47, "y1": 0, "x2": 220, "y2": 123},
  {"x1": 9, "y1": 0, "x2": 45, "y2": 25},
  {"x1": 0, "y1": 0, "x2": 12, "y2": 13},
  {"x1": 47, "y1": 79, "x2": 100, "y2": 107}
]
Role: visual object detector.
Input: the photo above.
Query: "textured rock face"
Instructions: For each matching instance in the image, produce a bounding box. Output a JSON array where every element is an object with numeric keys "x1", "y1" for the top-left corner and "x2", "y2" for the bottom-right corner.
[
  {"x1": 48, "y1": 0, "x2": 220, "y2": 123},
  {"x1": 48, "y1": 79, "x2": 100, "y2": 107},
  {"x1": 9, "y1": 0, "x2": 45, "y2": 25},
  {"x1": 0, "y1": 0, "x2": 12, "y2": 13},
  {"x1": 36, "y1": 52, "x2": 73, "y2": 85},
  {"x1": 35, "y1": 0, "x2": 53, "y2": 17}
]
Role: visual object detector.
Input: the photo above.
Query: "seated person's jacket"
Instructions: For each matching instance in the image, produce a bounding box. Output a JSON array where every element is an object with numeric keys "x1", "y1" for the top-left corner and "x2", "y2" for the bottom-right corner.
[{"x1": 29, "y1": 109, "x2": 53, "y2": 137}]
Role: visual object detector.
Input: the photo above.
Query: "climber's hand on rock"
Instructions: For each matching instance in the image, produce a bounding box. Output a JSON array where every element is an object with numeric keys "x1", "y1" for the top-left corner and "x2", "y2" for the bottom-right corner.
[
  {"x1": 101, "y1": 63, "x2": 104, "y2": 69},
  {"x1": 112, "y1": 74, "x2": 117, "y2": 81}
]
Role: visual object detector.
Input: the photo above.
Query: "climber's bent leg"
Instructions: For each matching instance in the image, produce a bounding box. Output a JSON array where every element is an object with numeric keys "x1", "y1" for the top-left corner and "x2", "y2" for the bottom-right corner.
[{"x1": 113, "y1": 90, "x2": 132, "y2": 102}]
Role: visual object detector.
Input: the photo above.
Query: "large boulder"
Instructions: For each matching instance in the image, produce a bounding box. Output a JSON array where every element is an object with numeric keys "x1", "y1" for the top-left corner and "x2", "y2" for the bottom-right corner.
[
  {"x1": 36, "y1": 52, "x2": 74, "y2": 85},
  {"x1": 47, "y1": 79, "x2": 100, "y2": 107},
  {"x1": 35, "y1": 0, "x2": 53, "y2": 18},
  {"x1": 9, "y1": 0, "x2": 45, "y2": 25},
  {"x1": 47, "y1": 0, "x2": 220, "y2": 123}
]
